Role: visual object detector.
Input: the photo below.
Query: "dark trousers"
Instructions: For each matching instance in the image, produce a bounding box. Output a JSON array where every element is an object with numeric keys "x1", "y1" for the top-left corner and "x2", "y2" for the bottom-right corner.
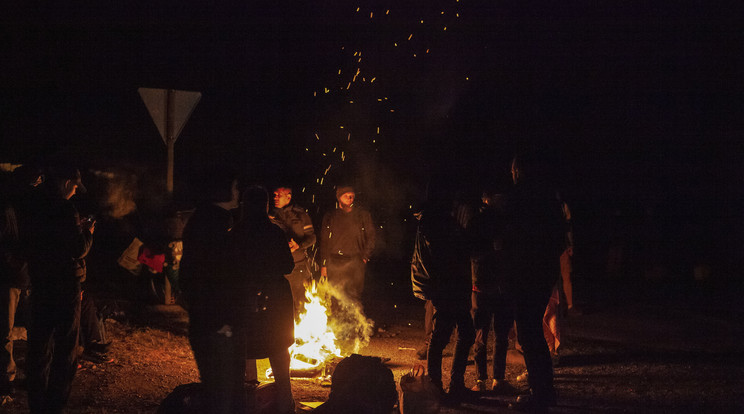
[
  {"x1": 285, "y1": 261, "x2": 311, "y2": 319},
  {"x1": 423, "y1": 299, "x2": 434, "y2": 345},
  {"x1": 27, "y1": 293, "x2": 81, "y2": 414},
  {"x1": 427, "y1": 301, "x2": 475, "y2": 389},
  {"x1": 326, "y1": 256, "x2": 366, "y2": 302},
  {"x1": 471, "y1": 290, "x2": 513, "y2": 381},
  {"x1": 189, "y1": 324, "x2": 247, "y2": 414},
  {"x1": 80, "y1": 292, "x2": 104, "y2": 346},
  {"x1": 0, "y1": 287, "x2": 23, "y2": 388},
  {"x1": 513, "y1": 286, "x2": 555, "y2": 403}
]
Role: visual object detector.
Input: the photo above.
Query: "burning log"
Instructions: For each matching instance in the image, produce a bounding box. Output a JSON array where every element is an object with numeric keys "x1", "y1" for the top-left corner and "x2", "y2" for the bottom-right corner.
[{"x1": 284, "y1": 280, "x2": 373, "y2": 378}]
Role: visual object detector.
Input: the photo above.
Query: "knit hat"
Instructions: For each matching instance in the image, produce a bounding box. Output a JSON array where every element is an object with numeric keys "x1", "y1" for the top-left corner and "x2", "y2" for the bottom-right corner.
[{"x1": 336, "y1": 185, "x2": 355, "y2": 199}]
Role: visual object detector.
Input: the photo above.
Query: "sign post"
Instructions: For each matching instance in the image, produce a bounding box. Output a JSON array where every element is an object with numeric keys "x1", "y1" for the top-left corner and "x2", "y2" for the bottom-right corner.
[
  {"x1": 139, "y1": 88, "x2": 201, "y2": 305},
  {"x1": 138, "y1": 87, "x2": 202, "y2": 193}
]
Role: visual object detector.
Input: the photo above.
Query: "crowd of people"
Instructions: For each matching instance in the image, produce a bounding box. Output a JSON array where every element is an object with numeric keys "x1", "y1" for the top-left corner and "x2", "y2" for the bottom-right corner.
[
  {"x1": 178, "y1": 165, "x2": 376, "y2": 414},
  {"x1": 1, "y1": 149, "x2": 573, "y2": 414},
  {"x1": 1, "y1": 157, "x2": 379, "y2": 413},
  {"x1": 411, "y1": 151, "x2": 575, "y2": 413}
]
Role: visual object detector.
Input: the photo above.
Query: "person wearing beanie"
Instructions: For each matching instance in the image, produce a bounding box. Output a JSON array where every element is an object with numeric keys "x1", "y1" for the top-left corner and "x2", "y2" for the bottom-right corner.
[{"x1": 319, "y1": 186, "x2": 375, "y2": 303}]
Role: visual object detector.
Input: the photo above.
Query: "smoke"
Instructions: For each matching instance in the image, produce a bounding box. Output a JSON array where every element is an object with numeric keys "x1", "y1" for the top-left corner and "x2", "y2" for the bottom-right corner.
[
  {"x1": 90, "y1": 168, "x2": 138, "y2": 219},
  {"x1": 316, "y1": 281, "x2": 375, "y2": 355}
]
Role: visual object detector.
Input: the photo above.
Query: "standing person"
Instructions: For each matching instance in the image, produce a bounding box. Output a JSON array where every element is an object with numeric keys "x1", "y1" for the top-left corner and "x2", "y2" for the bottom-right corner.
[
  {"x1": 415, "y1": 193, "x2": 476, "y2": 361},
  {"x1": 0, "y1": 165, "x2": 42, "y2": 403},
  {"x1": 270, "y1": 186, "x2": 316, "y2": 318},
  {"x1": 542, "y1": 194, "x2": 577, "y2": 365},
  {"x1": 230, "y1": 186, "x2": 296, "y2": 414},
  {"x1": 558, "y1": 197, "x2": 579, "y2": 316},
  {"x1": 468, "y1": 189, "x2": 516, "y2": 393},
  {"x1": 505, "y1": 151, "x2": 563, "y2": 413},
  {"x1": 179, "y1": 167, "x2": 244, "y2": 414},
  {"x1": 410, "y1": 180, "x2": 475, "y2": 403},
  {"x1": 25, "y1": 164, "x2": 93, "y2": 414},
  {"x1": 319, "y1": 185, "x2": 375, "y2": 303}
]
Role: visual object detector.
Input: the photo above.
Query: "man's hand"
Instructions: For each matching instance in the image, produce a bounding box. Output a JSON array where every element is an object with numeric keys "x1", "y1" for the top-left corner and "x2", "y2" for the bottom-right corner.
[
  {"x1": 288, "y1": 239, "x2": 299, "y2": 253},
  {"x1": 81, "y1": 218, "x2": 96, "y2": 234}
]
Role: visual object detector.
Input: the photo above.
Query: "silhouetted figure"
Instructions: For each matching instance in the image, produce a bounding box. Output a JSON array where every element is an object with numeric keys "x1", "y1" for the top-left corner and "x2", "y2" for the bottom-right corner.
[
  {"x1": 0, "y1": 165, "x2": 42, "y2": 402},
  {"x1": 468, "y1": 189, "x2": 515, "y2": 393},
  {"x1": 230, "y1": 185, "x2": 296, "y2": 414},
  {"x1": 504, "y1": 152, "x2": 563, "y2": 413},
  {"x1": 411, "y1": 179, "x2": 475, "y2": 403},
  {"x1": 26, "y1": 164, "x2": 93, "y2": 414},
  {"x1": 180, "y1": 167, "x2": 244, "y2": 414}
]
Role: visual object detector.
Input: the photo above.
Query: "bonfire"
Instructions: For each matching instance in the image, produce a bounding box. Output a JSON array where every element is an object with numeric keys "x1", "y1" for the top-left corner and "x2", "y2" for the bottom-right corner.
[{"x1": 267, "y1": 280, "x2": 374, "y2": 379}]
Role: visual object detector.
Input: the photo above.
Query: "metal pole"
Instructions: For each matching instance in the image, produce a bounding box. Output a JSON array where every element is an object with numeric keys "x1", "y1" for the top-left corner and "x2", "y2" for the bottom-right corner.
[
  {"x1": 164, "y1": 89, "x2": 174, "y2": 304},
  {"x1": 166, "y1": 89, "x2": 175, "y2": 194}
]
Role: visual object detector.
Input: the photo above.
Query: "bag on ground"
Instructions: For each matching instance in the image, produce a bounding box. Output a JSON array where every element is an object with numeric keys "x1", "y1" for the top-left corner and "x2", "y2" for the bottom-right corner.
[{"x1": 399, "y1": 365, "x2": 441, "y2": 414}]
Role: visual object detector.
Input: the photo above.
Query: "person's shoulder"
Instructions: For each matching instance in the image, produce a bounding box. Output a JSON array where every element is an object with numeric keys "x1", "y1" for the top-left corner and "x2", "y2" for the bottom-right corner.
[{"x1": 288, "y1": 204, "x2": 311, "y2": 217}]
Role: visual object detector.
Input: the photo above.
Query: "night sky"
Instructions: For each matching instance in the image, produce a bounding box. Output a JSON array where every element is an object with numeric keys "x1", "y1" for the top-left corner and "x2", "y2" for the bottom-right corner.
[{"x1": 1, "y1": 1, "x2": 742, "y2": 270}]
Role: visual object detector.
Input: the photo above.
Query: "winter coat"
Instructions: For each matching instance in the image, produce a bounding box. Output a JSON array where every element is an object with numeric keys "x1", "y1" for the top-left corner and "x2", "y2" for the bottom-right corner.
[
  {"x1": 26, "y1": 187, "x2": 92, "y2": 300},
  {"x1": 503, "y1": 182, "x2": 564, "y2": 295},
  {"x1": 271, "y1": 204, "x2": 316, "y2": 263},
  {"x1": 468, "y1": 204, "x2": 508, "y2": 294},
  {"x1": 320, "y1": 207, "x2": 375, "y2": 264},
  {"x1": 229, "y1": 212, "x2": 295, "y2": 358},
  {"x1": 410, "y1": 205, "x2": 471, "y2": 305},
  {"x1": 180, "y1": 203, "x2": 235, "y2": 333}
]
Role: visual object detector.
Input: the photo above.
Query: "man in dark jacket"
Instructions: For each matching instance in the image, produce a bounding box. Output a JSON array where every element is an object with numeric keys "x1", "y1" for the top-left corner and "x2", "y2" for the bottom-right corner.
[
  {"x1": 320, "y1": 186, "x2": 375, "y2": 303},
  {"x1": 25, "y1": 164, "x2": 93, "y2": 414},
  {"x1": 410, "y1": 182, "x2": 475, "y2": 403},
  {"x1": 179, "y1": 167, "x2": 242, "y2": 414},
  {"x1": 505, "y1": 151, "x2": 563, "y2": 413},
  {"x1": 230, "y1": 185, "x2": 296, "y2": 414},
  {"x1": 0, "y1": 165, "x2": 42, "y2": 402},
  {"x1": 271, "y1": 186, "x2": 316, "y2": 317},
  {"x1": 468, "y1": 190, "x2": 516, "y2": 393}
]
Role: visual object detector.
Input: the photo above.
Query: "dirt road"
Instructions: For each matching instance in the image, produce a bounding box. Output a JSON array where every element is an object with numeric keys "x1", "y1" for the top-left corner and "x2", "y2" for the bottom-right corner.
[{"x1": 3, "y1": 271, "x2": 743, "y2": 413}]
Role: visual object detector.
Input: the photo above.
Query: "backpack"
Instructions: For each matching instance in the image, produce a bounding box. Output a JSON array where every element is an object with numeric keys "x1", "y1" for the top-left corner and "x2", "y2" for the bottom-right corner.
[{"x1": 314, "y1": 354, "x2": 398, "y2": 414}]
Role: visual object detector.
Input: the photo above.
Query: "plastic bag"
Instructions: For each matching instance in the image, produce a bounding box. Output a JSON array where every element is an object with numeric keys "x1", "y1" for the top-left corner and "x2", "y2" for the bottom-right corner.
[
  {"x1": 117, "y1": 237, "x2": 143, "y2": 275},
  {"x1": 399, "y1": 365, "x2": 440, "y2": 414}
]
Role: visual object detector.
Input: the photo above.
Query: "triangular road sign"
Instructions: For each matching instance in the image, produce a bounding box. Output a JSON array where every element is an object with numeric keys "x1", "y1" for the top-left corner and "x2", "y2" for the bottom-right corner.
[{"x1": 138, "y1": 88, "x2": 201, "y2": 145}]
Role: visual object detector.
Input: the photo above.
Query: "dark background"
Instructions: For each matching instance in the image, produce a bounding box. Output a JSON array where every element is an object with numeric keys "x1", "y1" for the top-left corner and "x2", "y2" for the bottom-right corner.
[{"x1": 1, "y1": 1, "x2": 742, "y2": 280}]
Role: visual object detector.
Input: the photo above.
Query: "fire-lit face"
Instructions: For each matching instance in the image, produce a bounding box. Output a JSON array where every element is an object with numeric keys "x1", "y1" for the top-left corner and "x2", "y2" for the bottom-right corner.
[
  {"x1": 273, "y1": 188, "x2": 292, "y2": 208},
  {"x1": 338, "y1": 192, "x2": 355, "y2": 208}
]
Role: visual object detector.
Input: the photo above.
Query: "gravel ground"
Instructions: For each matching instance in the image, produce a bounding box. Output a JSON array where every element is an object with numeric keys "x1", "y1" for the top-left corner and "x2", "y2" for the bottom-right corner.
[{"x1": 1, "y1": 263, "x2": 742, "y2": 413}]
